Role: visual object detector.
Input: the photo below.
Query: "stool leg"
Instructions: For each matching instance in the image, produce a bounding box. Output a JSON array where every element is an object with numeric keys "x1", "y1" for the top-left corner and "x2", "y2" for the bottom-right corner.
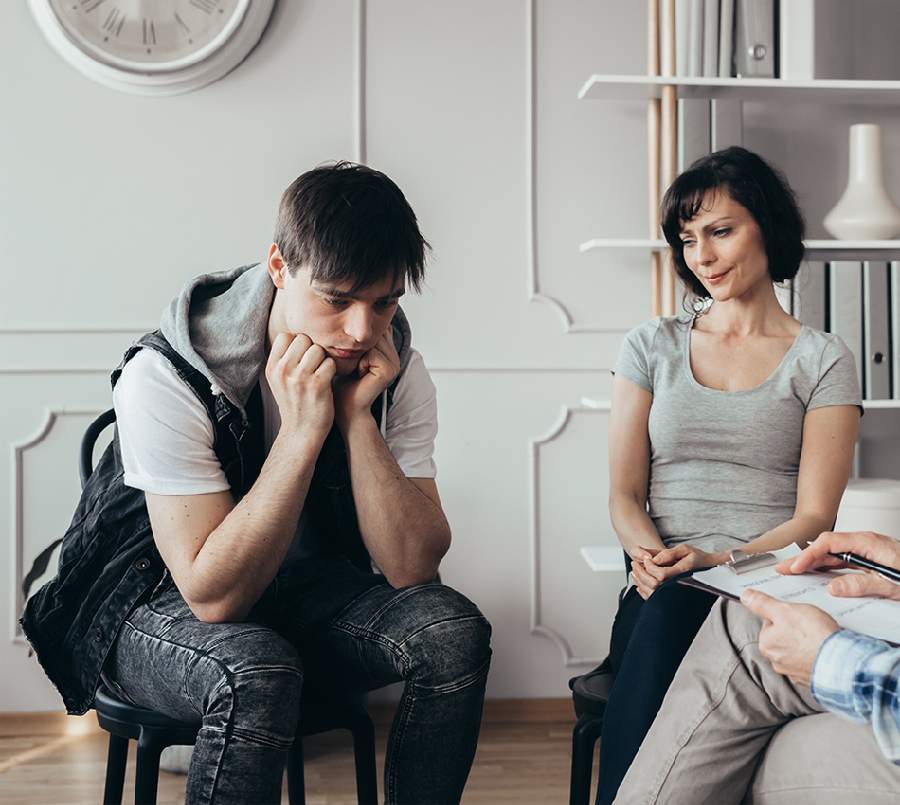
[
  {"x1": 102, "y1": 733, "x2": 129, "y2": 805},
  {"x1": 286, "y1": 741, "x2": 305, "y2": 805},
  {"x1": 134, "y1": 733, "x2": 164, "y2": 805},
  {"x1": 350, "y1": 716, "x2": 378, "y2": 805},
  {"x1": 570, "y1": 713, "x2": 603, "y2": 805}
]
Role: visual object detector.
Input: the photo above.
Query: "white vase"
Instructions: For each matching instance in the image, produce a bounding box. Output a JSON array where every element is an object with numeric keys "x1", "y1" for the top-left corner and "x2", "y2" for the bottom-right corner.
[{"x1": 823, "y1": 123, "x2": 900, "y2": 240}]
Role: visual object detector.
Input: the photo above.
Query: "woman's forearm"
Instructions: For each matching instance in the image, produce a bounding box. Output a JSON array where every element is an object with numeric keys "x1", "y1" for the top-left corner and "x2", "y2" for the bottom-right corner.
[
  {"x1": 738, "y1": 513, "x2": 835, "y2": 556},
  {"x1": 609, "y1": 494, "x2": 667, "y2": 557}
]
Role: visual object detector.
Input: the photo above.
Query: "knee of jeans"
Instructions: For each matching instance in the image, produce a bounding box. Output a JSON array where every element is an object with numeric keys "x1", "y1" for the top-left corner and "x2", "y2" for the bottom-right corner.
[
  {"x1": 402, "y1": 587, "x2": 492, "y2": 691},
  {"x1": 202, "y1": 631, "x2": 304, "y2": 747}
]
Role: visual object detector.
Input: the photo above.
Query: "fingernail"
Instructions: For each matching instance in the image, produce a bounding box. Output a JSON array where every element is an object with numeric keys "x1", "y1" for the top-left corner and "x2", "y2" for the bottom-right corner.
[{"x1": 791, "y1": 559, "x2": 802, "y2": 571}]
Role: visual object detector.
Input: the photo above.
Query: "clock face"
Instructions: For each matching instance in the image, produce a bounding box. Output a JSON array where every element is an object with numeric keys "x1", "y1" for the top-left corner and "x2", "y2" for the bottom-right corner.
[{"x1": 47, "y1": 0, "x2": 248, "y2": 72}]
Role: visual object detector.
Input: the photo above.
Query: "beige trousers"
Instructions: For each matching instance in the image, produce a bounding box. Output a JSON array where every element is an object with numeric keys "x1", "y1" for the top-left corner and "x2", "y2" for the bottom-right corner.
[{"x1": 614, "y1": 599, "x2": 900, "y2": 804}]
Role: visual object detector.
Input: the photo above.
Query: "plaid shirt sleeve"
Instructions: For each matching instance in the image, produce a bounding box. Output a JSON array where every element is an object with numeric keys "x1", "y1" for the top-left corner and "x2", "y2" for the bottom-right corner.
[{"x1": 811, "y1": 629, "x2": 900, "y2": 765}]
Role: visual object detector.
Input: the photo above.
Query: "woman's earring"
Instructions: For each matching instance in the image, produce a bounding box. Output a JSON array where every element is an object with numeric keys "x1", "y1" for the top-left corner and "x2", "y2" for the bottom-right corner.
[{"x1": 691, "y1": 297, "x2": 709, "y2": 314}]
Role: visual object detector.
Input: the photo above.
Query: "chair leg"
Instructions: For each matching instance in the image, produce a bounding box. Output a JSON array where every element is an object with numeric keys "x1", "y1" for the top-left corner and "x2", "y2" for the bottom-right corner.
[
  {"x1": 570, "y1": 713, "x2": 604, "y2": 805},
  {"x1": 134, "y1": 732, "x2": 164, "y2": 805},
  {"x1": 350, "y1": 715, "x2": 378, "y2": 805},
  {"x1": 286, "y1": 741, "x2": 305, "y2": 805},
  {"x1": 102, "y1": 733, "x2": 129, "y2": 805}
]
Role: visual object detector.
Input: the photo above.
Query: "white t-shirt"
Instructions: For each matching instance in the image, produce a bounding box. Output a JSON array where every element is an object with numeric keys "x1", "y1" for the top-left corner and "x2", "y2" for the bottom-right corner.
[{"x1": 114, "y1": 347, "x2": 438, "y2": 495}]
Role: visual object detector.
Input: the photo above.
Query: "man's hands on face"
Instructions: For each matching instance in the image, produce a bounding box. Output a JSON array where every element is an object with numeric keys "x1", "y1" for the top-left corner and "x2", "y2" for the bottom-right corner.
[
  {"x1": 741, "y1": 529, "x2": 900, "y2": 686},
  {"x1": 776, "y1": 530, "x2": 900, "y2": 602},
  {"x1": 740, "y1": 589, "x2": 839, "y2": 686},
  {"x1": 334, "y1": 330, "x2": 400, "y2": 432},
  {"x1": 266, "y1": 333, "x2": 336, "y2": 442}
]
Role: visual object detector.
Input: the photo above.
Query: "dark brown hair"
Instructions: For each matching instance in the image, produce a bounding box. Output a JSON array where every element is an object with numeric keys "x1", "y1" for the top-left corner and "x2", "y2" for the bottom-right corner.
[
  {"x1": 274, "y1": 162, "x2": 429, "y2": 292},
  {"x1": 661, "y1": 146, "x2": 805, "y2": 299}
]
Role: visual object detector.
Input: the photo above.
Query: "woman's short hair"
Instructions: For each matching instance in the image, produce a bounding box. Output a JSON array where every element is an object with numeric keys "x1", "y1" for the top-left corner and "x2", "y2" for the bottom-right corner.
[{"x1": 660, "y1": 146, "x2": 805, "y2": 300}]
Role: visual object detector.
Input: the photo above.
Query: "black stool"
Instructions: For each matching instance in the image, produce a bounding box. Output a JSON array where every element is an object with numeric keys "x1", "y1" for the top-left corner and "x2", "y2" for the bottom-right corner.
[
  {"x1": 80, "y1": 409, "x2": 378, "y2": 804},
  {"x1": 567, "y1": 551, "x2": 631, "y2": 804},
  {"x1": 95, "y1": 683, "x2": 378, "y2": 805},
  {"x1": 568, "y1": 662, "x2": 613, "y2": 805}
]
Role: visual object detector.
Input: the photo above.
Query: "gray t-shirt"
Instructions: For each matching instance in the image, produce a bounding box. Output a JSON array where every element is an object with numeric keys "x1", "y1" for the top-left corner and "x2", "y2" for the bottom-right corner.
[{"x1": 613, "y1": 315, "x2": 862, "y2": 553}]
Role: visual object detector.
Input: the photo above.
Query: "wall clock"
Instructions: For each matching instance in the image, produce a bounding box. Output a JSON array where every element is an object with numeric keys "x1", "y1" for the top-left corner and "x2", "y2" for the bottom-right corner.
[{"x1": 28, "y1": 0, "x2": 276, "y2": 95}]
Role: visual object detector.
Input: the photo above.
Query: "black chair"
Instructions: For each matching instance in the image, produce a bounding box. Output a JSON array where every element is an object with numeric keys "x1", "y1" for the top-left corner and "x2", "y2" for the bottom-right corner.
[
  {"x1": 83, "y1": 409, "x2": 379, "y2": 805},
  {"x1": 567, "y1": 552, "x2": 631, "y2": 805}
]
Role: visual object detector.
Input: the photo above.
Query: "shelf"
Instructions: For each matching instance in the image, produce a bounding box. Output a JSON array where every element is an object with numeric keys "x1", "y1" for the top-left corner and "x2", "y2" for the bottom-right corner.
[
  {"x1": 862, "y1": 400, "x2": 900, "y2": 409},
  {"x1": 579, "y1": 239, "x2": 900, "y2": 260},
  {"x1": 578, "y1": 75, "x2": 900, "y2": 104},
  {"x1": 581, "y1": 546, "x2": 627, "y2": 573}
]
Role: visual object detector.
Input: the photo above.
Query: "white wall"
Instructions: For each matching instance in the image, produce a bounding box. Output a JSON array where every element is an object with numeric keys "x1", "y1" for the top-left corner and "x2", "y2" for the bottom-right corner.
[
  {"x1": 1, "y1": 0, "x2": 650, "y2": 711},
  {"x1": 4, "y1": 1, "x2": 897, "y2": 713}
]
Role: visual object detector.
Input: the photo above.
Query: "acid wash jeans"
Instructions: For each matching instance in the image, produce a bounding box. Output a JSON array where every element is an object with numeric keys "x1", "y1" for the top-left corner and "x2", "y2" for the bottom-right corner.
[
  {"x1": 104, "y1": 567, "x2": 492, "y2": 805},
  {"x1": 613, "y1": 599, "x2": 900, "y2": 804}
]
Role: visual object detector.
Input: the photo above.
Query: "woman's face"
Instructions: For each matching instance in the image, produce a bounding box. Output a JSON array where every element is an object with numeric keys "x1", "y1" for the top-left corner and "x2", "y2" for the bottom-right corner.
[{"x1": 678, "y1": 191, "x2": 770, "y2": 302}]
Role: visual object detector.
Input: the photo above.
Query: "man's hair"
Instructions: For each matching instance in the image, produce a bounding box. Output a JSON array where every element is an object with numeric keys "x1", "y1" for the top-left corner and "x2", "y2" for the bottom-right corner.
[
  {"x1": 274, "y1": 162, "x2": 429, "y2": 292},
  {"x1": 660, "y1": 146, "x2": 805, "y2": 299}
]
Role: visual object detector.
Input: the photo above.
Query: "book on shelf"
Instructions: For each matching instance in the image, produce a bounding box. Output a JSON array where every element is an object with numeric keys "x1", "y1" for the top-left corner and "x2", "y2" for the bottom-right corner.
[
  {"x1": 863, "y1": 262, "x2": 891, "y2": 400},
  {"x1": 718, "y1": 0, "x2": 735, "y2": 77},
  {"x1": 734, "y1": 0, "x2": 776, "y2": 77},
  {"x1": 702, "y1": 0, "x2": 719, "y2": 77},
  {"x1": 675, "y1": 0, "x2": 690, "y2": 76},
  {"x1": 792, "y1": 261, "x2": 826, "y2": 331},
  {"x1": 688, "y1": 0, "x2": 704, "y2": 77},
  {"x1": 710, "y1": 98, "x2": 743, "y2": 150},
  {"x1": 828, "y1": 261, "x2": 864, "y2": 394},
  {"x1": 677, "y1": 99, "x2": 711, "y2": 171},
  {"x1": 892, "y1": 262, "x2": 900, "y2": 399}
]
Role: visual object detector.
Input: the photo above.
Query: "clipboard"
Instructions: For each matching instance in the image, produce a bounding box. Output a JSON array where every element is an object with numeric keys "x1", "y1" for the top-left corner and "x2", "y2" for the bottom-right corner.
[
  {"x1": 679, "y1": 548, "x2": 782, "y2": 600},
  {"x1": 677, "y1": 545, "x2": 900, "y2": 646}
]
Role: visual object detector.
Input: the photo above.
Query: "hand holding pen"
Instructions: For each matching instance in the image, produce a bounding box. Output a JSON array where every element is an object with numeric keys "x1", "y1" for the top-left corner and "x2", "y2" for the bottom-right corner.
[{"x1": 775, "y1": 530, "x2": 900, "y2": 602}]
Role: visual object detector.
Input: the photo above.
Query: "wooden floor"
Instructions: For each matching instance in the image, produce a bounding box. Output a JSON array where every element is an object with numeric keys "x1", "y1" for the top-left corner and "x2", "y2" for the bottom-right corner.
[{"x1": 0, "y1": 700, "x2": 583, "y2": 804}]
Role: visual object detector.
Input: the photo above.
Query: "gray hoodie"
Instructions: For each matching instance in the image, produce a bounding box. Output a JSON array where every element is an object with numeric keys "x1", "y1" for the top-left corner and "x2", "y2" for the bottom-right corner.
[
  {"x1": 158, "y1": 262, "x2": 414, "y2": 561},
  {"x1": 159, "y1": 263, "x2": 413, "y2": 424}
]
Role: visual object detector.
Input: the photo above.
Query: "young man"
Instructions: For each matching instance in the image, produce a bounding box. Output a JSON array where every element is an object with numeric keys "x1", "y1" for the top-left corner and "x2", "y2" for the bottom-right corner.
[
  {"x1": 614, "y1": 529, "x2": 900, "y2": 804},
  {"x1": 22, "y1": 163, "x2": 492, "y2": 804}
]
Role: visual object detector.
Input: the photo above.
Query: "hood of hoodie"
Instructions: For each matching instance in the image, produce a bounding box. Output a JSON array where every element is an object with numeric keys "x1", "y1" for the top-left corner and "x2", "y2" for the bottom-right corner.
[{"x1": 160, "y1": 263, "x2": 412, "y2": 418}]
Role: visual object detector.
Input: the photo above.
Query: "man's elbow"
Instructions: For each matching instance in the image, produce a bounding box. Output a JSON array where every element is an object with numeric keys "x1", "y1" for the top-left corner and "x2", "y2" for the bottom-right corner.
[
  {"x1": 184, "y1": 590, "x2": 249, "y2": 624},
  {"x1": 385, "y1": 528, "x2": 450, "y2": 589}
]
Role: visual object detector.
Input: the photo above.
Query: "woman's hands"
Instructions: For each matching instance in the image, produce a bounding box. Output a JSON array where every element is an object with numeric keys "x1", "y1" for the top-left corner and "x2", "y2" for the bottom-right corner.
[{"x1": 630, "y1": 544, "x2": 727, "y2": 600}]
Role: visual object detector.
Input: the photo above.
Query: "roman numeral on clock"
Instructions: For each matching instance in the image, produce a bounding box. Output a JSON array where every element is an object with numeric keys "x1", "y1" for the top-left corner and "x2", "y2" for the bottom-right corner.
[
  {"x1": 142, "y1": 18, "x2": 157, "y2": 46},
  {"x1": 190, "y1": 0, "x2": 219, "y2": 14},
  {"x1": 101, "y1": 7, "x2": 125, "y2": 37}
]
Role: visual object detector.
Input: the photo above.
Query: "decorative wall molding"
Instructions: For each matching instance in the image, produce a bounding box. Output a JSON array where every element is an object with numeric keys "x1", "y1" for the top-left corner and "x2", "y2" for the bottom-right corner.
[
  {"x1": 355, "y1": 0, "x2": 367, "y2": 164},
  {"x1": 0, "y1": 327, "x2": 154, "y2": 333},
  {"x1": 526, "y1": 0, "x2": 627, "y2": 335},
  {"x1": 429, "y1": 367, "x2": 610, "y2": 373},
  {"x1": 11, "y1": 407, "x2": 104, "y2": 643},
  {"x1": 529, "y1": 401, "x2": 611, "y2": 667},
  {"x1": 0, "y1": 329, "x2": 146, "y2": 374}
]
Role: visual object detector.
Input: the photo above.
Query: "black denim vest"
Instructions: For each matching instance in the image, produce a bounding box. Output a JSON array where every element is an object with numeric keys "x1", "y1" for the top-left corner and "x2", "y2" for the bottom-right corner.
[{"x1": 21, "y1": 330, "x2": 387, "y2": 714}]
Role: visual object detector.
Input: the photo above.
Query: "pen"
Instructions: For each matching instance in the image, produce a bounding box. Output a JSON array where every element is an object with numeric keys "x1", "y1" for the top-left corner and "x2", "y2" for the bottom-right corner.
[{"x1": 828, "y1": 552, "x2": 900, "y2": 585}]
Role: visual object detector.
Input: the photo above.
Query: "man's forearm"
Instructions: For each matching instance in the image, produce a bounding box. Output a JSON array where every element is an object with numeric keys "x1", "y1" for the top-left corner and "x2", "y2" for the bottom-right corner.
[
  {"x1": 188, "y1": 431, "x2": 323, "y2": 621},
  {"x1": 342, "y1": 416, "x2": 450, "y2": 588}
]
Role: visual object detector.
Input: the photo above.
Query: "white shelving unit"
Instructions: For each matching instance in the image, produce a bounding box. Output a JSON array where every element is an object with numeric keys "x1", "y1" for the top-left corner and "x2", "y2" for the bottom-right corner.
[
  {"x1": 578, "y1": 74, "x2": 900, "y2": 104},
  {"x1": 578, "y1": 48, "x2": 900, "y2": 420},
  {"x1": 579, "y1": 239, "x2": 900, "y2": 261}
]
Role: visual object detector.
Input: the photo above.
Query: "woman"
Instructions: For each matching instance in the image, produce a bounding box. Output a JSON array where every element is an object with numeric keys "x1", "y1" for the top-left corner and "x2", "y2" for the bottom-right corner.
[{"x1": 597, "y1": 146, "x2": 861, "y2": 805}]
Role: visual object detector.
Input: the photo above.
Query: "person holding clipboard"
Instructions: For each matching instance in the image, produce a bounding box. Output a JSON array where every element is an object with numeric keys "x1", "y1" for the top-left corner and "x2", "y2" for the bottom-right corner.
[{"x1": 614, "y1": 529, "x2": 900, "y2": 804}]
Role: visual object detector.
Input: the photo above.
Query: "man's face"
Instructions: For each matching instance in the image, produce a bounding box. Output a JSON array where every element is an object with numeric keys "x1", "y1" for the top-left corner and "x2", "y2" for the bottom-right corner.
[{"x1": 268, "y1": 248, "x2": 404, "y2": 376}]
